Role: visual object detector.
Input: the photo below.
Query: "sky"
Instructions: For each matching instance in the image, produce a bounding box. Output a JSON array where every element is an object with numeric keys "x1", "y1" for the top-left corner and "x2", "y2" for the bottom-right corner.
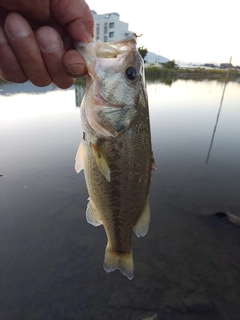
[{"x1": 86, "y1": 0, "x2": 239, "y2": 66}]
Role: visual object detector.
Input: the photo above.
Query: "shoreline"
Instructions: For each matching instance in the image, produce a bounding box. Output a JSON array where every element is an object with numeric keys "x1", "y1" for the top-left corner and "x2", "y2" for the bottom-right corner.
[{"x1": 144, "y1": 65, "x2": 239, "y2": 81}]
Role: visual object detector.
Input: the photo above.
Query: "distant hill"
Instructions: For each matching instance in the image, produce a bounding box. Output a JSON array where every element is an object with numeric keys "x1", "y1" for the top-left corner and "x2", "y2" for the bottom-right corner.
[{"x1": 145, "y1": 51, "x2": 169, "y2": 64}]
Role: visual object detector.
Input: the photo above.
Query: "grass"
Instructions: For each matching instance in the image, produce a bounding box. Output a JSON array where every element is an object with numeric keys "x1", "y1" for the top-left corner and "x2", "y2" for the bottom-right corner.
[
  {"x1": 145, "y1": 65, "x2": 239, "y2": 81},
  {"x1": 75, "y1": 77, "x2": 87, "y2": 86}
]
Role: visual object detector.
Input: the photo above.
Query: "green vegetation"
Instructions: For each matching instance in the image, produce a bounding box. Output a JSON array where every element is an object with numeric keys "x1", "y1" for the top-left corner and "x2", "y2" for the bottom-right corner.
[
  {"x1": 75, "y1": 77, "x2": 87, "y2": 86},
  {"x1": 138, "y1": 46, "x2": 148, "y2": 62},
  {"x1": 162, "y1": 60, "x2": 178, "y2": 69},
  {"x1": 145, "y1": 65, "x2": 239, "y2": 81}
]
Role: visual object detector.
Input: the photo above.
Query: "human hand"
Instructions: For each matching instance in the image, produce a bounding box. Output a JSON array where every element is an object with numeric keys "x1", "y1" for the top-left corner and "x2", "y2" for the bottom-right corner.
[{"x1": 0, "y1": 0, "x2": 94, "y2": 88}]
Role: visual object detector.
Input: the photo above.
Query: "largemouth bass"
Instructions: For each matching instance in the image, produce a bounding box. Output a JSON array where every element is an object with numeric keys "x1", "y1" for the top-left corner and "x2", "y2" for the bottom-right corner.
[{"x1": 75, "y1": 35, "x2": 155, "y2": 280}]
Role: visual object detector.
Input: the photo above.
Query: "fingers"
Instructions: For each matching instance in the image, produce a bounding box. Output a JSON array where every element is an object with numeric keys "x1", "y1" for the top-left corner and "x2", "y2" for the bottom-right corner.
[
  {"x1": 0, "y1": 25, "x2": 27, "y2": 82},
  {"x1": 36, "y1": 26, "x2": 74, "y2": 88},
  {"x1": 63, "y1": 49, "x2": 87, "y2": 77},
  {"x1": 0, "y1": 5, "x2": 91, "y2": 88},
  {"x1": 51, "y1": 0, "x2": 94, "y2": 42},
  {"x1": 0, "y1": 0, "x2": 51, "y2": 21},
  {"x1": 2, "y1": 12, "x2": 77, "y2": 88},
  {"x1": 4, "y1": 12, "x2": 52, "y2": 86}
]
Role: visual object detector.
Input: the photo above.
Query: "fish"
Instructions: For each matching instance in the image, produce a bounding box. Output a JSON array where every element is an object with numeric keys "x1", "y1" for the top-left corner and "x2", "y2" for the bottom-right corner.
[{"x1": 75, "y1": 35, "x2": 155, "y2": 280}]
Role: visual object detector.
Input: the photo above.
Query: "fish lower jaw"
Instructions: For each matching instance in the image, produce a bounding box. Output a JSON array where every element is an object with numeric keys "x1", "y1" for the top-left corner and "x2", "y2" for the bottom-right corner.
[{"x1": 93, "y1": 92, "x2": 124, "y2": 108}]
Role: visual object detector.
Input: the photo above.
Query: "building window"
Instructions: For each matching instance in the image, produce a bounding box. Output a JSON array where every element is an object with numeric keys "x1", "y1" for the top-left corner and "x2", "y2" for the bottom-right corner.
[
  {"x1": 109, "y1": 32, "x2": 114, "y2": 38},
  {"x1": 96, "y1": 23, "x2": 100, "y2": 35},
  {"x1": 109, "y1": 22, "x2": 114, "y2": 28},
  {"x1": 104, "y1": 36, "x2": 108, "y2": 42},
  {"x1": 104, "y1": 23, "x2": 108, "y2": 34}
]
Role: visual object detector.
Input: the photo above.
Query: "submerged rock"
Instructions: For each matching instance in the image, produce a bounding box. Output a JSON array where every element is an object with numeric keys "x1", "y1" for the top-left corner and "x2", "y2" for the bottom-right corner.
[
  {"x1": 183, "y1": 293, "x2": 215, "y2": 313},
  {"x1": 163, "y1": 289, "x2": 186, "y2": 312}
]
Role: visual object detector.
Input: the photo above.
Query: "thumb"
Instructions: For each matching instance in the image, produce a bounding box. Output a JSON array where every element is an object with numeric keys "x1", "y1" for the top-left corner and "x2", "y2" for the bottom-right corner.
[{"x1": 51, "y1": 0, "x2": 94, "y2": 42}]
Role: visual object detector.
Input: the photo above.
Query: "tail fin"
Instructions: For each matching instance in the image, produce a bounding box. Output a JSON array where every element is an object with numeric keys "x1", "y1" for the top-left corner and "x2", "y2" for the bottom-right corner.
[{"x1": 103, "y1": 245, "x2": 134, "y2": 280}]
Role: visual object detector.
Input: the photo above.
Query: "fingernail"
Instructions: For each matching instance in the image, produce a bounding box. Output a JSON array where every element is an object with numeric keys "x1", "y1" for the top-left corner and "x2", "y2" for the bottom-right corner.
[
  {"x1": 66, "y1": 63, "x2": 87, "y2": 77},
  {"x1": 5, "y1": 13, "x2": 31, "y2": 39},
  {"x1": 36, "y1": 28, "x2": 62, "y2": 52},
  {"x1": 81, "y1": 30, "x2": 94, "y2": 43}
]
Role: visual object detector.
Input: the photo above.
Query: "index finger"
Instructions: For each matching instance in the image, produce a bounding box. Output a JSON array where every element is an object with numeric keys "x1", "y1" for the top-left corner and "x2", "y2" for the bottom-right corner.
[{"x1": 51, "y1": 0, "x2": 94, "y2": 42}]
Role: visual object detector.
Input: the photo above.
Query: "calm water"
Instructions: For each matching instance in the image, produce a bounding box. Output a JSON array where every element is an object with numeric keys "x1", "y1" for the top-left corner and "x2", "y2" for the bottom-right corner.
[{"x1": 0, "y1": 78, "x2": 240, "y2": 320}]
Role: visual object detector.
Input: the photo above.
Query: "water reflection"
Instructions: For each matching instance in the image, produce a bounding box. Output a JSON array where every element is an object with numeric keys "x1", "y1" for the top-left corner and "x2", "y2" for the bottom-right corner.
[
  {"x1": 75, "y1": 81, "x2": 86, "y2": 107},
  {"x1": 0, "y1": 79, "x2": 240, "y2": 319},
  {"x1": 0, "y1": 79, "x2": 58, "y2": 95}
]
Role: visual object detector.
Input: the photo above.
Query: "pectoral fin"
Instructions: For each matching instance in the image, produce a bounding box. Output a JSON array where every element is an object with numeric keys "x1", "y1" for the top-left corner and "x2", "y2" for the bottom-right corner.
[
  {"x1": 133, "y1": 200, "x2": 150, "y2": 237},
  {"x1": 91, "y1": 143, "x2": 111, "y2": 182},
  {"x1": 86, "y1": 198, "x2": 102, "y2": 226},
  {"x1": 75, "y1": 141, "x2": 84, "y2": 173}
]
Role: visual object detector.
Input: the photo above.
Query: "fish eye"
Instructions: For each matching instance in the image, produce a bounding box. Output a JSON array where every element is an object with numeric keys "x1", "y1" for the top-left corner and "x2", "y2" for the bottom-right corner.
[{"x1": 125, "y1": 67, "x2": 138, "y2": 81}]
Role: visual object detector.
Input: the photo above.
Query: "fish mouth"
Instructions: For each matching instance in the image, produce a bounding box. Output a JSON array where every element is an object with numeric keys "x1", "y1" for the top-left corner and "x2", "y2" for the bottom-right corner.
[{"x1": 93, "y1": 92, "x2": 124, "y2": 109}]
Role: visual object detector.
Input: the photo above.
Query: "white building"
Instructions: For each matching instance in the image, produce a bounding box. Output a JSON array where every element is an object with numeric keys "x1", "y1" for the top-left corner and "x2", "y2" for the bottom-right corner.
[{"x1": 92, "y1": 11, "x2": 131, "y2": 42}]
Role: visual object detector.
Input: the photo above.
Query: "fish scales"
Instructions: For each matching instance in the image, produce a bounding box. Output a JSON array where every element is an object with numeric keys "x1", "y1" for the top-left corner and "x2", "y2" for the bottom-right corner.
[
  {"x1": 75, "y1": 35, "x2": 155, "y2": 279},
  {"x1": 85, "y1": 107, "x2": 151, "y2": 250}
]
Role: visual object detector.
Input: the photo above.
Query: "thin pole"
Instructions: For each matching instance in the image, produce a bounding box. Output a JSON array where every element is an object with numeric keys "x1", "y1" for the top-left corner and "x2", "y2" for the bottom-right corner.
[{"x1": 205, "y1": 56, "x2": 232, "y2": 164}]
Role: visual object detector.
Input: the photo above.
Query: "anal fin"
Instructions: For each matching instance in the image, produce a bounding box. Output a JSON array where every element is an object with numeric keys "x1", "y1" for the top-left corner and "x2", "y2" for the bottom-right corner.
[
  {"x1": 133, "y1": 200, "x2": 150, "y2": 237},
  {"x1": 86, "y1": 198, "x2": 102, "y2": 226}
]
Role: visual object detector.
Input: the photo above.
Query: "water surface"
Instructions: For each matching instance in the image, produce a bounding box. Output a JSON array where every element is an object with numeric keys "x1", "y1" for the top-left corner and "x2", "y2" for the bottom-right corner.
[{"x1": 0, "y1": 79, "x2": 240, "y2": 320}]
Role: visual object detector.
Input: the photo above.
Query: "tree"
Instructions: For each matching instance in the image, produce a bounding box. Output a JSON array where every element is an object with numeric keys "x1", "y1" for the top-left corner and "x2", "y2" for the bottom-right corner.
[
  {"x1": 138, "y1": 46, "x2": 148, "y2": 62},
  {"x1": 163, "y1": 60, "x2": 177, "y2": 69}
]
